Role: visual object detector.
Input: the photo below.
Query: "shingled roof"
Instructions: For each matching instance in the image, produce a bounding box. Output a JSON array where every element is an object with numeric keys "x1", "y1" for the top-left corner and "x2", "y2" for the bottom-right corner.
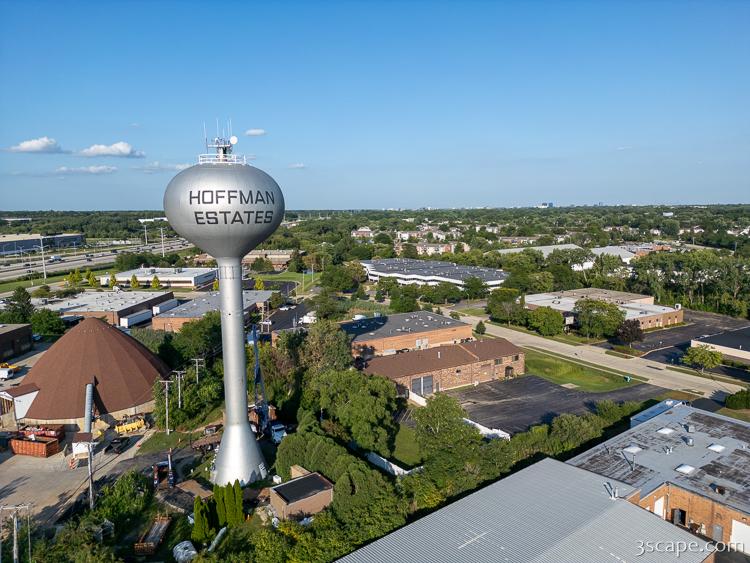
[
  {"x1": 23, "y1": 317, "x2": 168, "y2": 420},
  {"x1": 363, "y1": 338, "x2": 522, "y2": 380}
]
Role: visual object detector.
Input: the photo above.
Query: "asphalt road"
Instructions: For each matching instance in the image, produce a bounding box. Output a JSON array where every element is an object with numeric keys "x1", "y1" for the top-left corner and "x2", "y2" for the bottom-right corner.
[
  {"x1": 455, "y1": 311, "x2": 744, "y2": 399},
  {"x1": 447, "y1": 375, "x2": 664, "y2": 434}
]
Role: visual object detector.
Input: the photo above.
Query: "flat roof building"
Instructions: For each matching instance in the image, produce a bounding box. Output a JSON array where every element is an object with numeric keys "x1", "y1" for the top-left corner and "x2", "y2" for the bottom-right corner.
[
  {"x1": 525, "y1": 289, "x2": 683, "y2": 330},
  {"x1": 364, "y1": 338, "x2": 524, "y2": 396},
  {"x1": 340, "y1": 457, "x2": 712, "y2": 563},
  {"x1": 496, "y1": 243, "x2": 583, "y2": 258},
  {"x1": 34, "y1": 290, "x2": 174, "y2": 326},
  {"x1": 692, "y1": 326, "x2": 750, "y2": 364},
  {"x1": 0, "y1": 323, "x2": 33, "y2": 361},
  {"x1": 341, "y1": 311, "x2": 473, "y2": 358},
  {"x1": 591, "y1": 245, "x2": 637, "y2": 263},
  {"x1": 0, "y1": 233, "x2": 84, "y2": 256},
  {"x1": 270, "y1": 471, "x2": 334, "y2": 520},
  {"x1": 568, "y1": 405, "x2": 750, "y2": 553},
  {"x1": 361, "y1": 258, "x2": 507, "y2": 288},
  {"x1": 151, "y1": 290, "x2": 273, "y2": 332},
  {"x1": 99, "y1": 267, "x2": 216, "y2": 289}
]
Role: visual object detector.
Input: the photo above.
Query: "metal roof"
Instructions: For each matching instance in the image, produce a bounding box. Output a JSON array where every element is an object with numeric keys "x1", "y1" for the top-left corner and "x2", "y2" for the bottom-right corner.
[
  {"x1": 361, "y1": 258, "x2": 507, "y2": 284},
  {"x1": 496, "y1": 243, "x2": 583, "y2": 258},
  {"x1": 32, "y1": 290, "x2": 173, "y2": 314},
  {"x1": 568, "y1": 406, "x2": 750, "y2": 516},
  {"x1": 339, "y1": 458, "x2": 711, "y2": 563},
  {"x1": 694, "y1": 326, "x2": 750, "y2": 351}
]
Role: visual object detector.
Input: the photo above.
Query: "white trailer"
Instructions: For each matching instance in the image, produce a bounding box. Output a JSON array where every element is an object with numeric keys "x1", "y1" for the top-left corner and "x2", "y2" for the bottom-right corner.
[
  {"x1": 119, "y1": 309, "x2": 153, "y2": 328},
  {"x1": 153, "y1": 298, "x2": 179, "y2": 315}
]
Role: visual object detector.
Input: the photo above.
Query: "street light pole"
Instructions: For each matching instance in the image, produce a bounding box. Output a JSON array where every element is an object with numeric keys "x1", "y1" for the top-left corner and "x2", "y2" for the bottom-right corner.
[
  {"x1": 38, "y1": 242, "x2": 47, "y2": 281},
  {"x1": 143, "y1": 225, "x2": 148, "y2": 246},
  {"x1": 159, "y1": 227, "x2": 166, "y2": 257}
]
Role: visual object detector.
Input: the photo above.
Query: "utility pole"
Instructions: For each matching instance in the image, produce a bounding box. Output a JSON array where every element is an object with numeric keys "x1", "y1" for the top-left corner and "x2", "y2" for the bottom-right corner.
[
  {"x1": 192, "y1": 358, "x2": 205, "y2": 384},
  {"x1": 158, "y1": 379, "x2": 172, "y2": 435},
  {"x1": 172, "y1": 370, "x2": 186, "y2": 408},
  {"x1": 0, "y1": 504, "x2": 31, "y2": 563},
  {"x1": 38, "y1": 241, "x2": 47, "y2": 280},
  {"x1": 143, "y1": 225, "x2": 148, "y2": 246},
  {"x1": 159, "y1": 227, "x2": 166, "y2": 257},
  {"x1": 87, "y1": 442, "x2": 95, "y2": 510}
]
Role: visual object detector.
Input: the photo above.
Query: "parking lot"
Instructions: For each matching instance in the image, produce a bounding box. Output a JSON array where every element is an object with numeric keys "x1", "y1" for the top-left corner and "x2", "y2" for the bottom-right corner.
[
  {"x1": 631, "y1": 310, "x2": 750, "y2": 380},
  {"x1": 446, "y1": 376, "x2": 664, "y2": 435}
]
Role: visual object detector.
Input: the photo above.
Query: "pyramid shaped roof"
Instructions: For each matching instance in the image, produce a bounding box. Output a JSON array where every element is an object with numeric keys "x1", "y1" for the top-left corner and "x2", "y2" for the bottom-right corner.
[{"x1": 24, "y1": 317, "x2": 169, "y2": 420}]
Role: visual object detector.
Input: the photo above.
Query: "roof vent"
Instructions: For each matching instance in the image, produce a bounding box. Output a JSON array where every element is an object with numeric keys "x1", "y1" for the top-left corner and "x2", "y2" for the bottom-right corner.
[
  {"x1": 675, "y1": 464, "x2": 695, "y2": 475},
  {"x1": 657, "y1": 427, "x2": 675, "y2": 435}
]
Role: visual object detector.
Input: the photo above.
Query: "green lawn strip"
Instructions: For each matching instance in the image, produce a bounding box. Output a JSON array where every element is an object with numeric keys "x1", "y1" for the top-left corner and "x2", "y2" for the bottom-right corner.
[
  {"x1": 0, "y1": 266, "x2": 113, "y2": 293},
  {"x1": 137, "y1": 430, "x2": 201, "y2": 456},
  {"x1": 665, "y1": 365, "x2": 747, "y2": 387},
  {"x1": 606, "y1": 350, "x2": 634, "y2": 359},
  {"x1": 718, "y1": 408, "x2": 750, "y2": 423},
  {"x1": 524, "y1": 346, "x2": 644, "y2": 381},
  {"x1": 487, "y1": 320, "x2": 602, "y2": 346},
  {"x1": 522, "y1": 348, "x2": 641, "y2": 392},
  {"x1": 254, "y1": 270, "x2": 319, "y2": 292},
  {"x1": 391, "y1": 424, "x2": 422, "y2": 468},
  {"x1": 457, "y1": 307, "x2": 487, "y2": 316}
]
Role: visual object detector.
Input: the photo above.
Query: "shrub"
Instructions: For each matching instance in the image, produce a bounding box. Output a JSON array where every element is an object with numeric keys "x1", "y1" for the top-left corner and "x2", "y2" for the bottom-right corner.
[{"x1": 725, "y1": 389, "x2": 750, "y2": 410}]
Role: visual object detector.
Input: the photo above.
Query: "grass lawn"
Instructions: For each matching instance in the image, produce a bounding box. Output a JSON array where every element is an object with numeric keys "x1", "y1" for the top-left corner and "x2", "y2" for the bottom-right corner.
[
  {"x1": 489, "y1": 321, "x2": 602, "y2": 346},
  {"x1": 347, "y1": 299, "x2": 391, "y2": 315},
  {"x1": 254, "y1": 270, "x2": 319, "y2": 292},
  {"x1": 523, "y1": 348, "x2": 639, "y2": 392},
  {"x1": 391, "y1": 424, "x2": 422, "y2": 468},
  {"x1": 457, "y1": 307, "x2": 487, "y2": 316},
  {"x1": 0, "y1": 266, "x2": 113, "y2": 294},
  {"x1": 137, "y1": 430, "x2": 200, "y2": 455},
  {"x1": 718, "y1": 408, "x2": 750, "y2": 423}
]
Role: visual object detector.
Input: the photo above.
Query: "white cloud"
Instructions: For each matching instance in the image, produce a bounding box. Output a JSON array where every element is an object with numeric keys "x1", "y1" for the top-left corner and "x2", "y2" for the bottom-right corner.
[
  {"x1": 55, "y1": 165, "x2": 117, "y2": 175},
  {"x1": 288, "y1": 162, "x2": 306, "y2": 169},
  {"x1": 135, "y1": 161, "x2": 191, "y2": 174},
  {"x1": 79, "y1": 141, "x2": 145, "y2": 158},
  {"x1": 245, "y1": 128, "x2": 266, "y2": 136},
  {"x1": 616, "y1": 146, "x2": 632, "y2": 151},
  {"x1": 8, "y1": 136, "x2": 66, "y2": 153}
]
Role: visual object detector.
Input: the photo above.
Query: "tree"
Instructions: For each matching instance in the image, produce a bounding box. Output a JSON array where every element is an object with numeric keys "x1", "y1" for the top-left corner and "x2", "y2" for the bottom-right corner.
[
  {"x1": 527, "y1": 306, "x2": 564, "y2": 336},
  {"x1": 191, "y1": 497, "x2": 213, "y2": 544},
  {"x1": 487, "y1": 287, "x2": 524, "y2": 326},
  {"x1": 150, "y1": 275, "x2": 161, "y2": 289},
  {"x1": 130, "y1": 274, "x2": 140, "y2": 289},
  {"x1": 251, "y1": 256, "x2": 274, "y2": 272},
  {"x1": 108, "y1": 274, "x2": 117, "y2": 289},
  {"x1": 0, "y1": 287, "x2": 34, "y2": 323},
  {"x1": 31, "y1": 284, "x2": 52, "y2": 298},
  {"x1": 389, "y1": 286, "x2": 420, "y2": 313},
  {"x1": 67, "y1": 268, "x2": 82, "y2": 287},
  {"x1": 616, "y1": 319, "x2": 644, "y2": 347},
  {"x1": 682, "y1": 345, "x2": 722, "y2": 374},
  {"x1": 463, "y1": 276, "x2": 488, "y2": 299},
  {"x1": 574, "y1": 298, "x2": 625, "y2": 338},
  {"x1": 254, "y1": 277, "x2": 265, "y2": 291},
  {"x1": 450, "y1": 311, "x2": 461, "y2": 320},
  {"x1": 233, "y1": 479, "x2": 244, "y2": 524},
  {"x1": 475, "y1": 321, "x2": 486, "y2": 335},
  {"x1": 287, "y1": 250, "x2": 305, "y2": 273},
  {"x1": 86, "y1": 270, "x2": 98, "y2": 287},
  {"x1": 172, "y1": 311, "x2": 222, "y2": 360},
  {"x1": 320, "y1": 264, "x2": 358, "y2": 292},
  {"x1": 213, "y1": 483, "x2": 227, "y2": 526},
  {"x1": 725, "y1": 389, "x2": 750, "y2": 410},
  {"x1": 31, "y1": 308, "x2": 66, "y2": 336},
  {"x1": 212, "y1": 277, "x2": 219, "y2": 291},
  {"x1": 400, "y1": 243, "x2": 418, "y2": 259},
  {"x1": 301, "y1": 319, "x2": 353, "y2": 373}
]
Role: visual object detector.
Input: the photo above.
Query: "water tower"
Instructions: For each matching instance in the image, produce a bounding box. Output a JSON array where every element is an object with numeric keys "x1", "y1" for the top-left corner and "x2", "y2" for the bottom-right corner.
[{"x1": 164, "y1": 134, "x2": 284, "y2": 485}]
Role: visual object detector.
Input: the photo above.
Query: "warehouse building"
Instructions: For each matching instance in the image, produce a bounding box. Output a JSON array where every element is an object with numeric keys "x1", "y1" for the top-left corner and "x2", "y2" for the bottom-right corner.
[
  {"x1": 152, "y1": 290, "x2": 273, "y2": 332},
  {"x1": 496, "y1": 243, "x2": 583, "y2": 258},
  {"x1": 691, "y1": 327, "x2": 750, "y2": 364},
  {"x1": 364, "y1": 338, "x2": 524, "y2": 396},
  {"x1": 360, "y1": 258, "x2": 507, "y2": 289},
  {"x1": 0, "y1": 323, "x2": 33, "y2": 361},
  {"x1": 0, "y1": 233, "x2": 85, "y2": 256},
  {"x1": 14, "y1": 318, "x2": 168, "y2": 428},
  {"x1": 525, "y1": 288, "x2": 683, "y2": 330},
  {"x1": 340, "y1": 458, "x2": 712, "y2": 563},
  {"x1": 341, "y1": 311, "x2": 473, "y2": 359},
  {"x1": 568, "y1": 406, "x2": 750, "y2": 554},
  {"x1": 34, "y1": 290, "x2": 174, "y2": 326},
  {"x1": 99, "y1": 267, "x2": 216, "y2": 289}
]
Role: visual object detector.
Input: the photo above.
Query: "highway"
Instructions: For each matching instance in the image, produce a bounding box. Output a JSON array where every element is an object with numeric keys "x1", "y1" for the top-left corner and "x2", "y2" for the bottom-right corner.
[{"x1": 0, "y1": 239, "x2": 193, "y2": 282}]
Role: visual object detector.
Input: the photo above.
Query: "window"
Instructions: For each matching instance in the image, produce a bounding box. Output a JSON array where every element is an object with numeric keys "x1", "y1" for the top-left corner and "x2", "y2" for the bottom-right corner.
[
  {"x1": 494, "y1": 358, "x2": 502, "y2": 365},
  {"x1": 513, "y1": 354, "x2": 520, "y2": 361},
  {"x1": 411, "y1": 375, "x2": 434, "y2": 396}
]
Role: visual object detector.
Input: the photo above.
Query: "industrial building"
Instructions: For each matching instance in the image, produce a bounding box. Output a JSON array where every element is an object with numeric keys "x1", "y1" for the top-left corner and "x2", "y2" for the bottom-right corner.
[
  {"x1": 341, "y1": 311, "x2": 473, "y2": 358},
  {"x1": 340, "y1": 457, "x2": 712, "y2": 563},
  {"x1": 0, "y1": 323, "x2": 33, "y2": 361},
  {"x1": 34, "y1": 290, "x2": 174, "y2": 326},
  {"x1": 568, "y1": 405, "x2": 750, "y2": 553},
  {"x1": 496, "y1": 243, "x2": 583, "y2": 258},
  {"x1": 10, "y1": 318, "x2": 168, "y2": 428},
  {"x1": 270, "y1": 468, "x2": 334, "y2": 520},
  {"x1": 590, "y1": 245, "x2": 637, "y2": 264},
  {"x1": 0, "y1": 233, "x2": 85, "y2": 256},
  {"x1": 691, "y1": 327, "x2": 750, "y2": 364},
  {"x1": 525, "y1": 288, "x2": 683, "y2": 330},
  {"x1": 364, "y1": 338, "x2": 524, "y2": 396},
  {"x1": 151, "y1": 290, "x2": 273, "y2": 332},
  {"x1": 99, "y1": 267, "x2": 216, "y2": 289},
  {"x1": 194, "y1": 249, "x2": 301, "y2": 271},
  {"x1": 360, "y1": 258, "x2": 507, "y2": 289}
]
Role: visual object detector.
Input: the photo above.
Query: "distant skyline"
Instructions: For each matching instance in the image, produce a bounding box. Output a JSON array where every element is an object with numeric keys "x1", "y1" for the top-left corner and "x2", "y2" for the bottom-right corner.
[{"x1": 1, "y1": 0, "x2": 748, "y2": 210}]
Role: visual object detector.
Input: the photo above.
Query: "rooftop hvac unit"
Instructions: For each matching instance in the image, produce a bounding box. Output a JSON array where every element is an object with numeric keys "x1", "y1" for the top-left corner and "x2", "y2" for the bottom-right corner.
[{"x1": 686, "y1": 437, "x2": 694, "y2": 447}]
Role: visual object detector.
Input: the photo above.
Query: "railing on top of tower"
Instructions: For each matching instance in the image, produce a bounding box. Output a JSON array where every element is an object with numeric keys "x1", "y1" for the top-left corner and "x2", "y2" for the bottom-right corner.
[{"x1": 198, "y1": 135, "x2": 247, "y2": 165}]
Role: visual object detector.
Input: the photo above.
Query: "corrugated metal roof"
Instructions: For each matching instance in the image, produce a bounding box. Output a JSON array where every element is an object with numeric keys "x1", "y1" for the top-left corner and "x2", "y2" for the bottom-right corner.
[{"x1": 338, "y1": 458, "x2": 711, "y2": 563}]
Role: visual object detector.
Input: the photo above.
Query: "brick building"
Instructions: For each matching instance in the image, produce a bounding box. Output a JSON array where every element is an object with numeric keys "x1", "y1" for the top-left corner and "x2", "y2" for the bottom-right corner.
[
  {"x1": 341, "y1": 311, "x2": 473, "y2": 359},
  {"x1": 0, "y1": 323, "x2": 33, "y2": 361},
  {"x1": 364, "y1": 338, "x2": 524, "y2": 395},
  {"x1": 569, "y1": 405, "x2": 750, "y2": 554},
  {"x1": 151, "y1": 290, "x2": 272, "y2": 332}
]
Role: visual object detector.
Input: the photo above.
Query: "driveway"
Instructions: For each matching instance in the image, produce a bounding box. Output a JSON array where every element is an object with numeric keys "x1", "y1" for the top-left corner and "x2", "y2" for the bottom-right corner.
[{"x1": 447, "y1": 376, "x2": 664, "y2": 434}]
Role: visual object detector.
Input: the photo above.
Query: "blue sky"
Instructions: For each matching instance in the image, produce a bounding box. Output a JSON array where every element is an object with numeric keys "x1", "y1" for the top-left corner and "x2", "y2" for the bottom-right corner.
[{"x1": 1, "y1": 0, "x2": 748, "y2": 210}]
